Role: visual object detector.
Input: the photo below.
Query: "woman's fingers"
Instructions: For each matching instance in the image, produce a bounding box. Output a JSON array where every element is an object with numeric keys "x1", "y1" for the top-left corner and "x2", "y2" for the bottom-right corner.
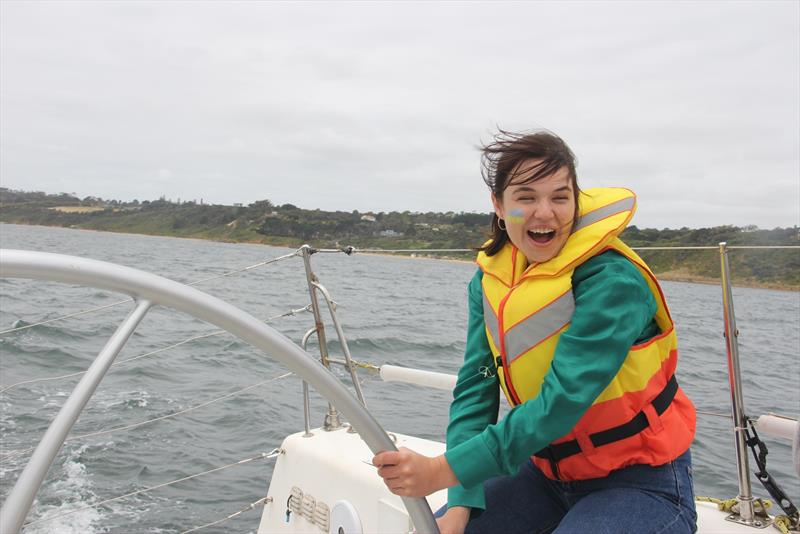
[
  {"x1": 372, "y1": 447, "x2": 458, "y2": 497},
  {"x1": 377, "y1": 464, "x2": 399, "y2": 478},
  {"x1": 372, "y1": 450, "x2": 399, "y2": 467},
  {"x1": 371, "y1": 447, "x2": 439, "y2": 497}
]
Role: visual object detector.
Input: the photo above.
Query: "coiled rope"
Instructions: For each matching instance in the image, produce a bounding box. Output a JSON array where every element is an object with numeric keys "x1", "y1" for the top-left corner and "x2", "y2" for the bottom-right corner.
[
  {"x1": 696, "y1": 495, "x2": 772, "y2": 513},
  {"x1": 695, "y1": 496, "x2": 798, "y2": 534},
  {"x1": 774, "y1": 515, "x2": 798, "y2": 534}
]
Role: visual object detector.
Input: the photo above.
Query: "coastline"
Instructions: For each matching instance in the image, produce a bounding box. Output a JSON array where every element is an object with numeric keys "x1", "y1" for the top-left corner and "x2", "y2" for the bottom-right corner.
[
  {"x1": 654, "y1": 271, "x2": 793, "y2": 291},
  {"x1": 2, "y1": 222, "x2": 797, "y2": 292}
]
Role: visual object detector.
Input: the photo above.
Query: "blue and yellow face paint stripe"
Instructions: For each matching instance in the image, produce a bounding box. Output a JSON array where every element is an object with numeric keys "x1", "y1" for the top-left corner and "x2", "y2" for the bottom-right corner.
[{"x1": 507, "y1": 208, "x2": 525, "y2": 224}]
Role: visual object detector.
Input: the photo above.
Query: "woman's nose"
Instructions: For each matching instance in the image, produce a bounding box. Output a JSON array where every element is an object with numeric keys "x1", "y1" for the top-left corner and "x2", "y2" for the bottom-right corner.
[{"x1": 532, "y1": 201, "x2": 554, "y2": 219}]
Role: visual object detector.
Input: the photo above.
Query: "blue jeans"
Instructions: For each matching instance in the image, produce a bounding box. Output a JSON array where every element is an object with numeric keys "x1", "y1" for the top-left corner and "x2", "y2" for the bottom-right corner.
[{"x1": 436, "y1": 450, "x2": 697, "y2": 534}]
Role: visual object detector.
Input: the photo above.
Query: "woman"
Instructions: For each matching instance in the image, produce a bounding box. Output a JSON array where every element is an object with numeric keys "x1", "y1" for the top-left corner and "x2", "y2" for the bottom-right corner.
[{"x1": 373, "y1": 130, "x2": 697, "y2": 534}]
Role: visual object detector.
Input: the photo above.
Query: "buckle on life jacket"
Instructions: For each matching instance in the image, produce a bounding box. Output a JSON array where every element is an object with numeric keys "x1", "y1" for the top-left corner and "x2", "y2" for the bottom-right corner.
[{"x1": 534, "y1": 375, "x2": 679, "y2": 468}]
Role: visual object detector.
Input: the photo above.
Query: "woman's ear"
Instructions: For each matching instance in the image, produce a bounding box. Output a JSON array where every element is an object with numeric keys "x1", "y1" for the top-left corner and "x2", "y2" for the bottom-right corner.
[{"x1": 491, "y1": 193, "x2": 504, "y2": 220}]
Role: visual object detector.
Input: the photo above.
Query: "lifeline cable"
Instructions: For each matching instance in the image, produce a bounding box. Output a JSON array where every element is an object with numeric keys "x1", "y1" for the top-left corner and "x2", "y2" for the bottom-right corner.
[
  {"x1": 0, "y1": 305, "x2": 310, "y2": 394},
  {"x1": 0, "y1": 372, "x2": 293, "y2": 463},
  {"x1": 22, "y1": 449, "x2": 282, "y2": 528},
  {"x1": 0, "y1": 248, "x2": 302, "y2": 337},
  {"x1": 4, "y1": 244, "x2": 796, "y2": 337},
  {"x1": 339, "y1": 245, "x2": 800, "y2": 254},
  {"x1": 695, "y1": 409, "x2": 732, "y2": 419},
  {"x1": 180, "y1": 495, "x2": 271, "y2": 534}
]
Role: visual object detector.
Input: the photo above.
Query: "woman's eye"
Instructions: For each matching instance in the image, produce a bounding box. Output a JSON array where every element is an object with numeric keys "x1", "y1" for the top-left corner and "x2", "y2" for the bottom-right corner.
[{"x1": 552, "y1": 197, "x2": 569, "y2": 203}]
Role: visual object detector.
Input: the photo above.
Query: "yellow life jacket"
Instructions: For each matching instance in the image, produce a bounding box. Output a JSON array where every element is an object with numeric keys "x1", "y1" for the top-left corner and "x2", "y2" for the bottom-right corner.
[{"x1": 477, "y1": 187, "x2": 696, "y2": 481}]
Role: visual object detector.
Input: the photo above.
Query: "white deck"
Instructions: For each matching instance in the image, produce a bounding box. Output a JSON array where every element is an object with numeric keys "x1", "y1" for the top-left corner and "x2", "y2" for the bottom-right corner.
[
  {"x1": 259, "y1": 427, "x2": 447, "y2": 534},
  {"x1": 258, "y1": 426, "x2": 780, "y2": 534}
]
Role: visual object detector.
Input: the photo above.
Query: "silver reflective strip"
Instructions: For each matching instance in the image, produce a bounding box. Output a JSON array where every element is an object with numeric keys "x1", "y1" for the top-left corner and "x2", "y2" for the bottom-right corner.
[
  {"x1": 573, "y1": 197, "x2": 635, "y2": 233},
  {"x1": 504, "y1": 290, "x2": 574, "y2": 364},
  {"x1": 483, "y1": 293, "x2": 500, "y2": 348}
]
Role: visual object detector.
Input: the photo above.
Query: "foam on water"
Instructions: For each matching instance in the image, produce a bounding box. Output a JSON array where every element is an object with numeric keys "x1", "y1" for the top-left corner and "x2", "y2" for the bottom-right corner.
[
  {"x1": 25, "y1": 445, "x2": 104, "y2": 534},
  {"x1": 96, "y1": 390, "x2": 151, "y2": 410}
]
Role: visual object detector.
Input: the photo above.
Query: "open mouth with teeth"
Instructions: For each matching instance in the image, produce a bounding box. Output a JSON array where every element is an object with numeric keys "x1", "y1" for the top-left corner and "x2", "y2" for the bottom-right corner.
[{"x1": 527, "y1": 228, "x2": 557, "y2": 244}]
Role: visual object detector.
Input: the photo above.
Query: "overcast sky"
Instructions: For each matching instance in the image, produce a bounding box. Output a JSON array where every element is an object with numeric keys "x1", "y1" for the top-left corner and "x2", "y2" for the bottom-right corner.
[{"x1": 1, "y1": 1, "x2": 798, "y2": 229}]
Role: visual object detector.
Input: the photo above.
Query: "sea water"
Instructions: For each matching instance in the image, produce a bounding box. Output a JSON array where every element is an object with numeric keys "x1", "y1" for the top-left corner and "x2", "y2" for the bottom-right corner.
[{"x1": 1, "y1": 223, "x2": 798, "y2": 533}]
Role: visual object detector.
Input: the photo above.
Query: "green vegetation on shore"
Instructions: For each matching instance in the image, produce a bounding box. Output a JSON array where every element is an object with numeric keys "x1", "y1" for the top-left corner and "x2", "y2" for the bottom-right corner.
[{"x1": 2, "y1": 188, "x2": 798, "y2": 289}]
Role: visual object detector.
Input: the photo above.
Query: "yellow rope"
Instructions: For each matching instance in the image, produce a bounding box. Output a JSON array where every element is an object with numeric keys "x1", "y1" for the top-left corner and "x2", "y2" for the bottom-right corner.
[
  {"x1": 695, "y1": 496, "x2": 799, "y2": 533},
  {"x1": 773, "y1": 515, "x2": 793, "y2": 534},
  {"x1": 351, "y1": 359, "x2": 380, "y2": 372},
  {"x1": 696, "y1": 495, "x2": 772, "y2": 512},
  {"x1": 695, "y1": 495, "x2": 742, "y2": 511}
]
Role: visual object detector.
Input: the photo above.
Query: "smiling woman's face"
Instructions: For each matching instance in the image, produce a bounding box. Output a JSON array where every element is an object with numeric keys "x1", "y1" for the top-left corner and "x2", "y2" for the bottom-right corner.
[{"x1": 492, "y1": 161, "x2": 576, "y2": 264}]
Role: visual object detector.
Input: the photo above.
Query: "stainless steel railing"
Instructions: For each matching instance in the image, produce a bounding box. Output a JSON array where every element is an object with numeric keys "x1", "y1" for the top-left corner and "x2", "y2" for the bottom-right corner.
[
  {"x1": 0, "y1": 249, "x2": 440, "y2": 534},
  {"x1": 298, "y1": 245, "x2": 368, "y2": 434}
]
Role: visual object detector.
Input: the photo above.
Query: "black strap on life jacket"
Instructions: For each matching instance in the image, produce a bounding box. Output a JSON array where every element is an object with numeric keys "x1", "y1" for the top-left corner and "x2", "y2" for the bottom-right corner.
[{"x1": 534, "y1": 375, "x2": 679, "y2": 475}]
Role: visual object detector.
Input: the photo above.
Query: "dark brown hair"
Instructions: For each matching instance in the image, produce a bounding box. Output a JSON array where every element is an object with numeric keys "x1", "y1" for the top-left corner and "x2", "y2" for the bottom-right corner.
[{"x1": 480, "y1": 129, "x2": 579, "y2": 256}]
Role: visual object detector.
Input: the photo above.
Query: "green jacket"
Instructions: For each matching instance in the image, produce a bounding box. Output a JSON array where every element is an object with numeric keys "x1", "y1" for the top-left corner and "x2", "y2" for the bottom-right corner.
[{"x1": 445, "y1": 250, "x2": 661, "y2": 509}]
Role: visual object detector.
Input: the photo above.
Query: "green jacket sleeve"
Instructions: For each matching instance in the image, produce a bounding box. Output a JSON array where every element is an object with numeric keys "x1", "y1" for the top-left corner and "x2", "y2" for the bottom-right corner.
[
  {"x1": 445, "y1": 270, "x2": 500, "y2": 509},
  {"x1": 444, "y1": 251, "x2": 657, "y2": 494}
]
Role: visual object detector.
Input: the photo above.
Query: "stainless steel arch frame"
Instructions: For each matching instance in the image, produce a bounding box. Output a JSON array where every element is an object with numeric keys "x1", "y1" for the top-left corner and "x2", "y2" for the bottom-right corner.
[{"x1": 0, "y1": 249, "x2": 439, "y2": 534}]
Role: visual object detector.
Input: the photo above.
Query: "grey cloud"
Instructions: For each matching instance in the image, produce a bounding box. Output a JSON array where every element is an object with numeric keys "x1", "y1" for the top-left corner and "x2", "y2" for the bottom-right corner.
[{"x1": 1, "y1": 1, "x2": 797, "y2": 228}]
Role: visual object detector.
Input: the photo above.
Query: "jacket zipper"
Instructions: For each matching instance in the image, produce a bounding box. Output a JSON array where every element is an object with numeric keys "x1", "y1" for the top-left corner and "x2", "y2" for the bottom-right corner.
[{"x1": 497, "y1": 281, "x2": 523, "y2": 406}]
